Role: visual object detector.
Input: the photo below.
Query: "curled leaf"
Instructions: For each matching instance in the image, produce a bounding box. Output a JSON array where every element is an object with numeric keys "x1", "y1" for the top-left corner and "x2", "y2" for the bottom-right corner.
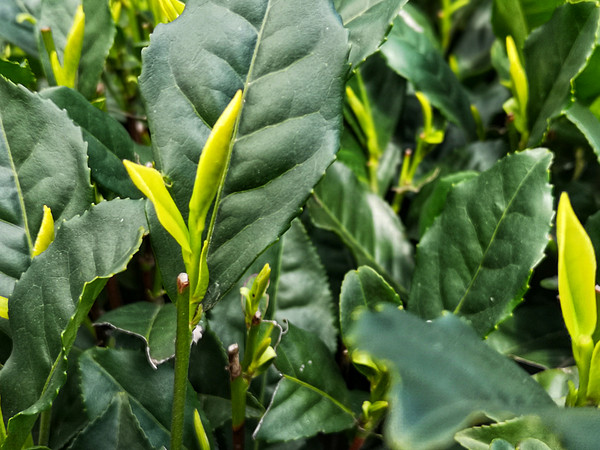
[{"x1": 32, "y1": 205, "x2": 55, "y2": 257}]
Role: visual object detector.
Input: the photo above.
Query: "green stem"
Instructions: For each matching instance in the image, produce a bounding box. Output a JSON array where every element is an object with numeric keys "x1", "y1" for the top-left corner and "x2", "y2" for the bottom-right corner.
[
  {"x1": 170, "y1": 274, "x2": 192, "y2": 450},
  {"x1": 440, "y1": 0, "x2": 452, "y2": 51},
  {"x1": 0, "y1": 396, "x2": 6, "y2": 445},
  {"x1": 38, "y1": 408, "x2": 51, "y2": 446},
  {"x1": 228, "y1": 344, "x2": 248, "y2": 450}
]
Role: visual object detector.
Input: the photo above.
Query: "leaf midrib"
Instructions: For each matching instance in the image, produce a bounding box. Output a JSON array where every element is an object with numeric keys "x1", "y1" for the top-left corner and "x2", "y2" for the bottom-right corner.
[{"x1": 453, "y1": 158, "x2": 543, "y2": 314}]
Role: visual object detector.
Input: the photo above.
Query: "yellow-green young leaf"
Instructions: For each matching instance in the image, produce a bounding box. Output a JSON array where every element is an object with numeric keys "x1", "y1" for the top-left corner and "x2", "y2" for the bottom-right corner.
[
  {"x1": 0, "y1": 295, "x2": 8, "y2": 319},
  {"x1": 157, "y1": 0, "x2": 184, "y2": 23},
  {"x1": 557, "y1": 192, "x2": 597, "y2": 339},
  {"x1": 190, "y1": 239, "x2": 209, "y2": 323},
  {"x1": 506, "y1": 35, "x2": 528, "y2": 133},
  {"x1": 123, "y1": 160, "x2": 191, "y2": 254},
  {"x1": 32, "y1": 205, "x2": 55, "y2": 257},
  {"x1": 188, "y1": 90, "x2": 243, "y2": 240},
  {"x1": 585, "y1": 340, "x2": 600, "y2": 403},
  {"x1": 62, "y1": 4, "x2": 85, "y2": 88}
]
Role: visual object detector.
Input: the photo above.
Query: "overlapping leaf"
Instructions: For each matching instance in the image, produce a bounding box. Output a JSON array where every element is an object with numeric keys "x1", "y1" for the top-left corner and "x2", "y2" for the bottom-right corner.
[
  {"x1": 381, "y1": 5, "x2": 477, "y2": 139},
  {"x1": 0, "y1": 0, "x2": 40, "y2": 57},
  {"x1": 253, "y1": 323, "x2": 355, "y2": 442},
  {"x1": 140, "y1": 0, "x2": 349, "y2": 308},
  {"x1": 0, "y1": 199, "x2": 146, "y2": 449},
  {"x1": 308, "y1": 161, "x2": 413, "y2": 297},
  {"x1": 525, "y1": 2, "x2": 600, "y2": 146},
  {"x1": 348, "y1": 307, "x2": 555, "y2": 450},
  {"x1": 564, "y1": 102, "x2": 600, "y2": 164},
  {"x1": 409, "y1": 149, "x2": 553, "y2": 336},
  {"x1": 0, "y1": 77, "x2": 92, "y2": 299},
  {"x1": 40, "y1": 86, "x2": 140, "y2": 198},
  {"x1": 333, "y1": 0, "x2": 408, "y2": 69}
]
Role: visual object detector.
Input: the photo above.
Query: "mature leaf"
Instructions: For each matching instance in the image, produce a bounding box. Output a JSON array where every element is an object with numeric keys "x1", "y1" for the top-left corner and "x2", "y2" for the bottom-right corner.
[
  {"x1": 573, "y1": 44, "x2": 600, "y2": 103},
  {"x1": 409, "y1": 149, "x2": 553, "y2": 336},
  {"x1": 381, "y1": 6, "x2": 477, "y2": 139},
  {"x1": 348, "y1": 307, "x2": 555, "y2": 450},
  {"x1": 68, "y1": 394, "x2": 155, "y2": 450},
  {"x1": 339, "y1": 266, "x2": 401, "y2": 345},
  {"x1": 0, "y1": 0, "x2": 40, "y2": 56},
  {"x1": 95, "y1": 302, "x2": 177, "y2": 368},
  {"x1": 0, "y1": 77, "x2": 92, "y2": 299},
  {"x1": 210, "y1": 219, "x2": 337, "y2": 352},
  {"x1": 526, "y1": 2, "x2": 600, "y2": 146},
  {"x1": 564, "y1": 102, "x2": 600, "y2": 164},
  {"x1": 78, "y1": 347, "x2": 209, "y2": 450},
  {"x1": 39, "y1": 86, "x2": 140, "y2": 198},
  {"x1": 486, "y1": 304, "x2": 571, "y2": 370},
  {"x1": 189, "y1": 327, "x2": 230, "y2": 399},
  {"x1": 333, "y1": 0, "x2": 408, "y2": 69},
  {"x1": 0, "y1": 59, "x2": 35, "y2": 87},
  {"x1": 533, "y1": 368, "x2": 577, "y2": 406},
  {"x1": 140, "y1": 0, "x2": 349, "y2": 309},
  {"x1": 0, "y1": 199, "x2": 146, "y2": 449},
  {"x1": 455, "y1": 416, "x2": 565, "y2": 450},
  {"x1": 491, "y1": 0, "x2": 565, "y2": 50},
  {"x1": 308, "y1": 162, "x2": 413, "y2": 297},
  {"x1": 37, "y1": 0, "x2": 116, "y2": 98},
  {"x1": 254, "y1": 323, "x2": 355, "y2": 442}
]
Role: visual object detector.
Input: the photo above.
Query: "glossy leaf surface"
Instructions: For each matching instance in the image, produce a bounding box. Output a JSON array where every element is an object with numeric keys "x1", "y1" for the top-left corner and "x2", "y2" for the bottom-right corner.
[
  {"x1": 0, "y1": 199, "x2": 146, "y2": 449},
  {"x1": 348, "y1": 307, "x2": 555, "y2": 450},
  {"x1": 309, "y1": 161, "x2": 413, "y2": 297},
  {"x1": 381, "y1": 6, "x2": 477, "y2": 139},
  {"x1": 95, "y1": 302, "x2": 177, "y2": 368},
  {"x1": 0, "y1": 77, "x2": 92, "y2": 299},
  {"x1": 525, "y1": 2, "x2": 600, "y2": 145},
  {"x1": 254, "y1": 324, "x2": 355, "y2": 442},
  {"x1": 334, "y1": 0, "x2": 408, "y2": 69},
  {"x1": 140, "y1": 0, "x2": 349, "y2": 309},
  {"x1": 409, "y1": 149, "x2": 553, "y2": 336},
  {"x1": 564, "y1": 102, "x2": 600, "y2": 164}
]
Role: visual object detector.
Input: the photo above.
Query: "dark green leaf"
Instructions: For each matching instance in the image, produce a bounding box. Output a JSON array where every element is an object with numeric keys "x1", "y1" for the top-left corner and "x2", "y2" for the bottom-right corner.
[
  {"x1": 0, "y1": 0, "x2": 40, "y2": 57},
  {"x1": 37, "y1": 0, "x2": 116, "y2": 99},
  {"x1": 95, "y1": 302, "x2": 176, "y2": 368},
  {"x1": 563, "y1": 101, "x2": 600, "y2": 164},
  {"x1": 0, "y1": 77, "x2": 92, "y2": 299},
  {"x1": 68, "y1": 393, "x2": 154, "y2": 450},
  {"x1": 526, "y1": 2, "x2": 600, "y2": 146},
  {"x1": 348, "y1": 307, "x2": 555, "y2": 450},
  {"x1": 40, "y1": 86, "x2": 140, "y2": 198},
  {"x1": 381, "y1": 6, "x2": 477, "y2": 139},
  {"x1": 573, "y1": 44, "x2": 600, "y2": 103},
  {"x1": 0, "y1": 59, "x2": 35, "y2": 87},
  {"x1": 455, "y1": 416, "x2": 565, "y2": 450},
  {"x1": 334, "y1": 0, "x2": 408, "y2": 69},
  {"x1": 189, "y1": 327, "x2": 230, "y2": 399},
  {"x1": 254, "y1": 323, "x2": 355, "y2": 442},
  {"x1": 140, "y1": 0, "x2": 349, "y2": 309},
  {"x1": 0, "y1": 199, "x2": 146, "y2": 449},
  {"x1": 491, "y1": 0, "x2": 565, "y2": 50},
  {"x1": 409, "y1": 149, "x2": 553, "y2": 336},
  {"x1": 339, "y1": 266, "x2": 401, "y2": 345},
  {"x1": 309, "y1": 162, "x2": 414, "y2": 298},
  {"x1": 78, "y1": 347, "x2": 209, "y2": 450}
]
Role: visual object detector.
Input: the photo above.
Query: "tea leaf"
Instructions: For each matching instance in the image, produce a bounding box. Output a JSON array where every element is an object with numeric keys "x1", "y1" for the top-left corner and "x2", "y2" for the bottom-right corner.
[
  {"x1": 348, "y1": 307, "x2": 555, "y2": 450},
  {"x1": 0, "y1": 77, "x2": 92, "y2": 299},
  {"x1": 0, "y1": 0, "x2": 40, "y2": 57},
  {"x1": 526, "y1": 2, "x2": 600, "y2": 146},
  {"x1": 309, "y1": 162, "x2": 414, "y2": 297},
  {"x1": 409, "y1": 148, "x2": 553, "y2": 336},
  {"x1": 140, "y1": 0, "x2": 349, "y2": 308},
  {"x1": 0, "y1": 199, "x2": 147, "y2": 449},
  {"x1": 334, "y1": 0, "x2": 409, "y2": 69}
]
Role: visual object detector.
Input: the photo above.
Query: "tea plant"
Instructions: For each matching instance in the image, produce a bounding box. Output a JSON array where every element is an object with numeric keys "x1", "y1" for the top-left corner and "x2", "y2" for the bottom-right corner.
[{"x1": 1, "y1": 0, "x2": 600, "y2": 449}]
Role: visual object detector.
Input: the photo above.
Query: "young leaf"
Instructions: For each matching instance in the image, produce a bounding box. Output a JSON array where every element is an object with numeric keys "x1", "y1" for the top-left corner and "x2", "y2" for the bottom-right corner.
[
  {"x1": 409, "y1": 148, "x2": 553, "y2": 336},
  {"x1": 94, "y1": 302, "x2": 177, "y2": 368},
  {"x1": 123, "y1": 160, "x2": 191, "y2": 255},
  {"x1": 348, "y1": 307, "x2": 555, "y2": 450},
  {"x1": 253, "y1": 324, "x2": 355, "y2": 442},
  {"x1": 0, "y1": 77, "x2": 92, "y2": 299},
  {"x1": 525, "y1": 2, "x2": 600, "y2": 146},
  {"x1": 309, "y1": 161, "x2": 414, "y2": 298},
  {"x1": 139, "y1": 0, "x2": 349, "y2": 309},
  {"x1": 31, "y1": 205, "x2": 54, "y2": 257},
  {"x1": 556, "y1": 192, "x2": 597, "y2": 340},
  {"x1": 0, "y1": 199, "x2": 147, "y2": 449}
]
